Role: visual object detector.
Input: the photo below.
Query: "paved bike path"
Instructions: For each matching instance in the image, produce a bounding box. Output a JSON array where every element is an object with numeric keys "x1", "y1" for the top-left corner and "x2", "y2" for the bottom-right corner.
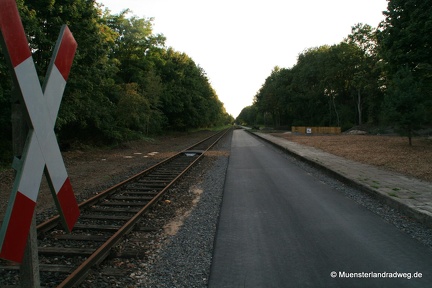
[{"x1": 208, "y1": 129, "x2": 432, "y2": 288}]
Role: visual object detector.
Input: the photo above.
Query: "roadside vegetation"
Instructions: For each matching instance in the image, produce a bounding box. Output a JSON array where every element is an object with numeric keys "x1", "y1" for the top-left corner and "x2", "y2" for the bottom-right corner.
[
  {"x1": 0, "y1": 1, "x2": 233, "y2": 165},
  {"x1": 236, "y1": 0, "x2": 432, "y2": 145}
]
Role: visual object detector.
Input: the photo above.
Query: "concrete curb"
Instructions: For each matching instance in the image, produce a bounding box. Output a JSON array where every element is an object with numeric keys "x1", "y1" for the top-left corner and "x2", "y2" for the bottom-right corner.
[{"x1": 247, "y1": 130, "x2": 432, "y2": 228}]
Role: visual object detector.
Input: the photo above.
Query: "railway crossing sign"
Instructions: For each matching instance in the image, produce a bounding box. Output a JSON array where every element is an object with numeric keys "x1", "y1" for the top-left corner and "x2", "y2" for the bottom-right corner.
[{"x1": 0, "y1": 0, "x2": 80, "y2": 263}]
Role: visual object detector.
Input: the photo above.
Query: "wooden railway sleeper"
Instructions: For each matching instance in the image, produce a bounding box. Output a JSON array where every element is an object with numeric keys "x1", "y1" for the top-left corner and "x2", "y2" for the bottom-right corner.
[
  {"x1": 109, "y1": 195, "x2": 154, "y2": 201},
  {"x1": 99, "y1": 201, "x2": 149, "y2": 206}
]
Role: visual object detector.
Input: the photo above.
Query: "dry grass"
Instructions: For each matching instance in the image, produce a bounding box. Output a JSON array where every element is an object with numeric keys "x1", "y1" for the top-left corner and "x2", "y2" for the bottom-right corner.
[{"x1": 272, "y1": 133, "x2": 432, "y2": 182}]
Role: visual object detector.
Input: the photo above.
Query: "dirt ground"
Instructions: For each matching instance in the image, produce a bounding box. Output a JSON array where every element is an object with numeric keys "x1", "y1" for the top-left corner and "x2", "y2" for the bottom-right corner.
[
  {"x1": 0, "y1": 130, "x2": 216, "y2": 220},
  {"x1": 271, "y1": 133, "x2": 432, "y2": 182}
]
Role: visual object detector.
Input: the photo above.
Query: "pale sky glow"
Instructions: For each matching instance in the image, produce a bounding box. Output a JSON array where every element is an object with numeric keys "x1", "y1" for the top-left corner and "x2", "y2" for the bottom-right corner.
[{"x1": 98, "y1": 0, "x2": 388, "y2": 117}]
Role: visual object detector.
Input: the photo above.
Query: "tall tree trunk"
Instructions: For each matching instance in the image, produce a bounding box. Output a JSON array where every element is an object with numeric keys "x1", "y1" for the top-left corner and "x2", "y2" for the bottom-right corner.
[
  {"x1": 357, "y1": 89, "x2": 362, "y2": 126},
  {"x1": 332, "y1": 96, "x2": 340, "y2": 127}
]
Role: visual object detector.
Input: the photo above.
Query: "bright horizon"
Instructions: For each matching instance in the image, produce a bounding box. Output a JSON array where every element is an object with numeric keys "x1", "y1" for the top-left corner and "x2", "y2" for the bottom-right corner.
[{"x1": 98, "y1": 0, "x2": 388, "y2": 118}]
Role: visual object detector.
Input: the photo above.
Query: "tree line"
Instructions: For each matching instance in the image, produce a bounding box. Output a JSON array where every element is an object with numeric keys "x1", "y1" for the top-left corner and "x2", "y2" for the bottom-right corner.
[
  {"x1": 0, "y1": 0, "x2": 233, "y2": 162},
  {"x1": 237, "y1": 0, "x2": 431, "y2": 144}
]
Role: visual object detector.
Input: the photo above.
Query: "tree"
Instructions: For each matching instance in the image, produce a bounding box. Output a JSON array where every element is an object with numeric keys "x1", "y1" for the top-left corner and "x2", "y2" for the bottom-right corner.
[
  {"x1": 379, "y1": 0, "x2": 432, "y2": 76},
  {"x1": 346, "y1": 23, "x2": 383, "y2": 126},
  {"x1": 103, "y1": 10, "x2": 166, "y2": 135},
  {"x1": 378, "y1": 0, "x2": 432, "y2": 127},
  {"x1": 252, "y1": 39, "x2": 383, "y2": 130},
  {"x1": 116, "y1": 83, "x2": 152, "y2": 134},
  {"x1": 323, "y1": 43, "x2": 360, "y2": 128},
  {"x1": 155, "y1": 48, "x2": 226, "y2": 130},
  {"x1": 104, "y1": 10, "x2": 165, "y2": 84},
  {"x1": 16, "y1": 0, "x2": 121, "y2": 143},
  {"x1": 236, "y1": 105, "x2": 259, "y2": 127},
  {"x1": 238, "y1": 0, "x2": 432, "y2": 134},
  {"x1": 1, "y1": 1, "x2": 229, "y2": 153},
  {"x1": 346, "y1": 23, "x2": 378, "y2": 57},
  {"x1": 0, "y1": 1, "x2": 31, "y2": 163},
  {"x1": 384, "y1": 66, "x2": 426, "y2": 145},
  {"x1": 0, "y1": 51, "x2": 12, "y2": 163},
  {"x1": 254, "y1": 66, "x2": 285, "y2": 127}
]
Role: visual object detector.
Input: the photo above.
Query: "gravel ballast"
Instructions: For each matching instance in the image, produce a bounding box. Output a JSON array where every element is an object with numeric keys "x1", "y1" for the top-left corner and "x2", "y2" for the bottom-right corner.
[
  {"x1": 78, "y1": 133, "x2": 233, "y2": 288},
  {"x1": 136, "y1": 154, "x2": 228, "y2": 287}
]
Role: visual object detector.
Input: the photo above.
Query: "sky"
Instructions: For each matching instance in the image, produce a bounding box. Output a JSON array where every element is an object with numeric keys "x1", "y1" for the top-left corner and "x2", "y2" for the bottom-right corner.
[{"x1": 97, "y1": 0, "x2": 389, "y2": 118}]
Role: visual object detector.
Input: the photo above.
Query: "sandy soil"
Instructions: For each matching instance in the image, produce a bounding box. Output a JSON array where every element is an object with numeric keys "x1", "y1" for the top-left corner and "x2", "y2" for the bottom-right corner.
[{"x1": 271, "y1": 133, "x2": 432, "y2": 182}]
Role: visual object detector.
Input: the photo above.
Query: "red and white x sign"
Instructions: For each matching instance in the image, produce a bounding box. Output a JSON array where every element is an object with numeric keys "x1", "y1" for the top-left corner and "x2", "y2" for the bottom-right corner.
[{"x1": 0, "y1": 0, "x2": 80, "y2": 263}]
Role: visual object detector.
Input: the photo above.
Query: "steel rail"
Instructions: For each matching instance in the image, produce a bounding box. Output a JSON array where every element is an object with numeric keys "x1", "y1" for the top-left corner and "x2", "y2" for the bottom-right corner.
[
  {"x1": 36, "y1": 129, "x2": 228, "y2": 234},
  {"x1": 55, "y1": 128, "x2": 230, "y2": 287}
]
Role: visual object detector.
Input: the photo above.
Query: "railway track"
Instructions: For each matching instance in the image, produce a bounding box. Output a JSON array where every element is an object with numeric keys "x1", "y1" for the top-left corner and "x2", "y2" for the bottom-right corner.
[{"x1": 0, "y1": 128, "x2": 231, "y2": 287}]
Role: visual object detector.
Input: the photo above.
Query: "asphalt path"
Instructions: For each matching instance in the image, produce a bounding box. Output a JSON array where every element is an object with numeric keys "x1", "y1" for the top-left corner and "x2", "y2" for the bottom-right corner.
[{"x1": 208, "y1": 129, "x2": 432, "y2": 288}]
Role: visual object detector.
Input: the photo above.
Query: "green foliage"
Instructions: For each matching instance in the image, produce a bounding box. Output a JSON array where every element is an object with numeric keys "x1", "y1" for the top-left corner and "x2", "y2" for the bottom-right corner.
[
  {"x1": 116, "y1": 83, "x2": 150, "y2": 130},
  {"x1": 0, "y1": 91, "x2": 11, "y2": 164},
  {"x1": 250, "y1": 37, "x2": 383, "y2": 130},
  {"x1": 236, "y1": 105, "x2": 259, "y2": 126},
  {"x1": 0, "y1": 1, "x2": 229, "y2": 155},
  {"x1": 0, "y1": 56, "x2": 11, "y2": 125},
  {"x1": 243, "y1": 5, "x2": 431, "y2": 140},
  {"x1": 155, "y1": 48, "x2": 227, "y2": 130},
  {"x1": 378, "y1": 0, "x2": 432, "y2": 140},
  {"x1": 378, "y1": 0, "x2": 432, "y2": 76},
  {"x1": 384, "y1": 67, "x2": 426, "y2": 145}
]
